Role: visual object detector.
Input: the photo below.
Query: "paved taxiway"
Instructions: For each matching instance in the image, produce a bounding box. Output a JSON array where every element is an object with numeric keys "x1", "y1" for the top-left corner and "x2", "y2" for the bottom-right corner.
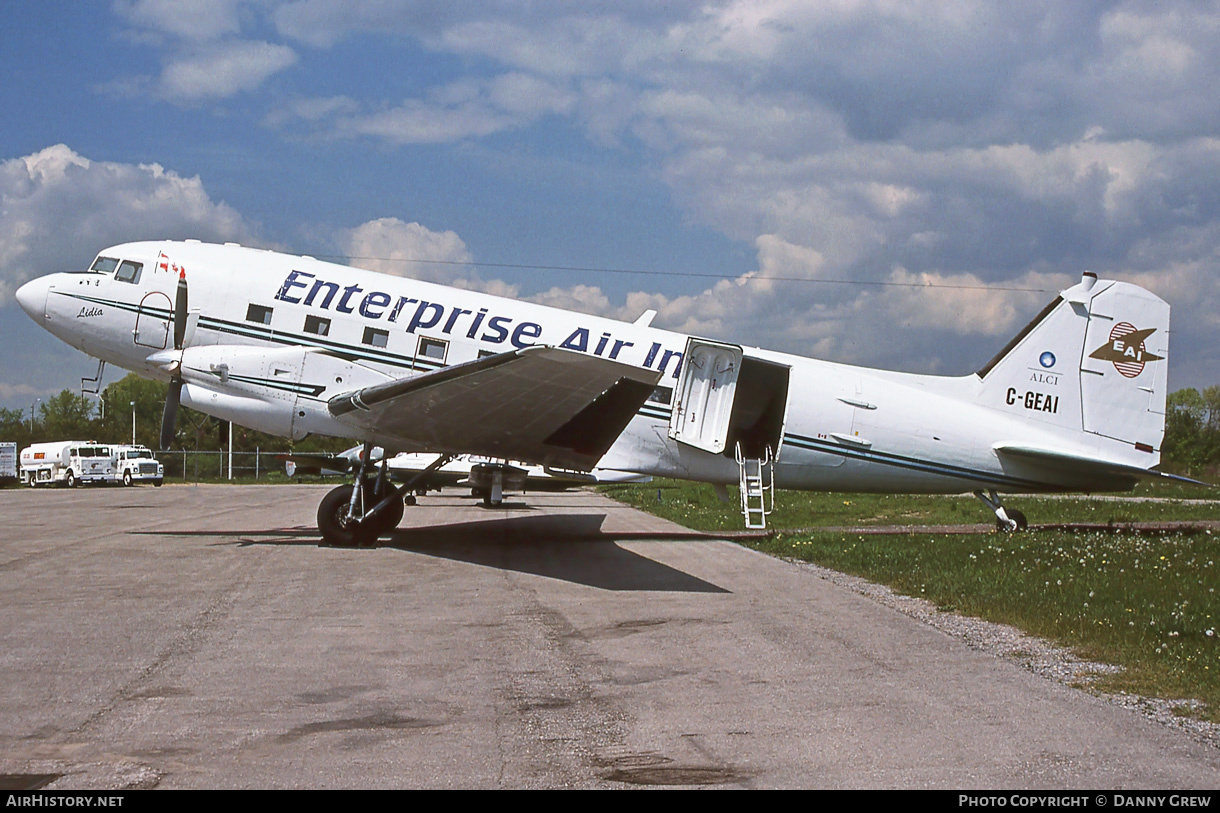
[{"x1": 2, "y1": 484, "x2": 1218, "y2": 789}]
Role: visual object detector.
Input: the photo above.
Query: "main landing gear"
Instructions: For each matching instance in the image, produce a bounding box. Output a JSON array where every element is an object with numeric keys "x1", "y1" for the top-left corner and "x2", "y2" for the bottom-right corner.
[
  {"x1": 317, "y1": 443, "x2": 453, "y2": 548},
  {"x1": 974, "y1": 489, "x2": 1028, "y2": 532}
]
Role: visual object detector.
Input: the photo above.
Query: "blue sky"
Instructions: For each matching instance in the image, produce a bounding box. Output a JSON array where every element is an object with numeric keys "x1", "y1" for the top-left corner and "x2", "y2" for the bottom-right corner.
[{"x1": 3, "y1": 1, "x2": 1219, "y2": 410}]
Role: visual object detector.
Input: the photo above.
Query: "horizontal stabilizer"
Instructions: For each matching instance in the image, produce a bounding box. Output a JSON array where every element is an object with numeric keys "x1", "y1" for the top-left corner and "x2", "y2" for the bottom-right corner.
[{"x1": 993, "y1": 443, "x2": 1208, "y2": 488}]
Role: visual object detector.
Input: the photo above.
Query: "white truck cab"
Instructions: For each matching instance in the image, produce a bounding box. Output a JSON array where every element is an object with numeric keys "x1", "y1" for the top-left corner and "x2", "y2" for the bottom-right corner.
[
  {"x1": 111, "y1": 445, "x2": 164, "y2": 486},
  {"x1": 20, "y1": 441, "x2": 115, "y2": 487}
]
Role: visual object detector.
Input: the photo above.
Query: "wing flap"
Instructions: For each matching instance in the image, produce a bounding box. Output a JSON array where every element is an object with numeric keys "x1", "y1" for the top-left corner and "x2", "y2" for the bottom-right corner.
[{"x1": 329, "y1": 346, "x2": 661, "y2": 469}]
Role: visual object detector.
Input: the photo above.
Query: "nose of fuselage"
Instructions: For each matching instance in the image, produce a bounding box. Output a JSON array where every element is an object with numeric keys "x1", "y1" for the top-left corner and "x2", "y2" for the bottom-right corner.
[{"x1": 15, "y1": 274, "x2": 52, "y2": 321}]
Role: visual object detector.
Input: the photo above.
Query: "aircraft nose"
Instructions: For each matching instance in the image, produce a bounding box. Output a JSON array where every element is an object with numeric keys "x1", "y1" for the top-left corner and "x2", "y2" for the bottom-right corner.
[{"x1": 15, "y1": 275, "x2": 51, "y2": 321}]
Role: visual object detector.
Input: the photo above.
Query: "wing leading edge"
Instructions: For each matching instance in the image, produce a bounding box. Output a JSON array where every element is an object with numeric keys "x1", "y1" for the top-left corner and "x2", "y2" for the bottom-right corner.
[{"x1": 328, "y1": 345, "x2": 662, "y2": 470}]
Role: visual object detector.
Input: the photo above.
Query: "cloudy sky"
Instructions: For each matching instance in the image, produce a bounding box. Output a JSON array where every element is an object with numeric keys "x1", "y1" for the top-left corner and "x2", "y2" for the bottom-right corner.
[{"x1": 2, "y1": 1, "x2": 1219, "y2": 410}]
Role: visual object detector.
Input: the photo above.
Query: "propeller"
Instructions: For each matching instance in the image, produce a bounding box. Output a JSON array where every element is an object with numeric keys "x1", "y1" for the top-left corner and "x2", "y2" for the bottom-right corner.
[{"x1": 160, "y1": 268, "x2": 188, "y2": 450}]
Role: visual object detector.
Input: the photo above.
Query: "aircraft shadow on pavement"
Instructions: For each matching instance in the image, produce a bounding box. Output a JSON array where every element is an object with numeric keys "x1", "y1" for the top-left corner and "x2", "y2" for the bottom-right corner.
[
  {"x1": 133, "y1": 513, "x2": 728, "y2": 593},
  {"x1": 382, "y1": 513, "x2": 728, "y2": 593}
]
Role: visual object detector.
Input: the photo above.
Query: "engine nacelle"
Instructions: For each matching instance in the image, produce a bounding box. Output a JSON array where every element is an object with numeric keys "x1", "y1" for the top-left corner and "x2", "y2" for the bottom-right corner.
[
  {"x1": 181, "y1": 384, "x2": 299, "y2": 438},
  {"x1": 172, "y1": 345, "x2": 399, "y2": 441}
]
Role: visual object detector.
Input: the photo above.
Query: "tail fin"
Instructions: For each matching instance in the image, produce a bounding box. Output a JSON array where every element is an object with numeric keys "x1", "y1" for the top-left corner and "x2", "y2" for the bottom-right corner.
[{"x1": 976, "y1": 272, "x2": 1169, "y2": 454}]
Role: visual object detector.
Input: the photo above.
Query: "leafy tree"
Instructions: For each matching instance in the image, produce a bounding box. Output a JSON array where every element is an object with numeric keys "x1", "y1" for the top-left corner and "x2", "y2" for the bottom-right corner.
[
  {"x1": 37, "y1": 390, "x2": 97, "y2": 440},
  {"x1": 0, "y1": 406, "x2": 34, "y2": 450},
  {"x1": 1162, "y1": 388, "x2": 1215, "y2": 475},
  {"x1": 97, "y1": 374, "x2": 172, "y2": 449}
]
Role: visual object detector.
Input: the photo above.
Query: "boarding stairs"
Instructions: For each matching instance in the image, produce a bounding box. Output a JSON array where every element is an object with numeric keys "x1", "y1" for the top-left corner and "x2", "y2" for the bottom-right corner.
[{"x1": 736, "y1": 442, "x2": 774, "y2": 530}]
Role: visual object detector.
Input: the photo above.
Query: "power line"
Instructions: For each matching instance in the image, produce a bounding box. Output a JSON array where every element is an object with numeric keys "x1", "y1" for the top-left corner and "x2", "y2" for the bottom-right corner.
[{"x1": 318, "y1": 254, "x2": 1055, "y2": 293}]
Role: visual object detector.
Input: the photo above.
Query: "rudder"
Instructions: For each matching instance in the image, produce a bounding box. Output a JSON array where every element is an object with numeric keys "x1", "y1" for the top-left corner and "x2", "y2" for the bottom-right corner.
[{"x1": 976, "y1": 272, "x2": 1169, "y2": 453}]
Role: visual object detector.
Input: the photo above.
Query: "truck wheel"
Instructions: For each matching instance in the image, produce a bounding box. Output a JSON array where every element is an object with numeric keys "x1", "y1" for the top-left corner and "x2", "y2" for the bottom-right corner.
[
  {"x1": 123, "y1": 471, "x2": 133, "y2": 487},
  {"x1": 153, "y1": 479, "x2": 163, "y2": 487},
  {"x1": 65, "y1": 471, "x2": 77, "y2": 488}
]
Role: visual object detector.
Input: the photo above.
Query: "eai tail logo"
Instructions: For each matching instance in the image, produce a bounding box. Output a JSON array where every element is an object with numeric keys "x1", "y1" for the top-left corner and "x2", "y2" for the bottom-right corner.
[{"x1": 1088, "y1": 323, "x2": 1164, "y2": 378}]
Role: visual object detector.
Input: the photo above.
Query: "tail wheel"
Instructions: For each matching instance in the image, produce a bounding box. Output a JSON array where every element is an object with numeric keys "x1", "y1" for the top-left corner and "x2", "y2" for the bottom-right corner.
[{"x1": 997, "y1": 509, "x2": 1028, "y2": 532}]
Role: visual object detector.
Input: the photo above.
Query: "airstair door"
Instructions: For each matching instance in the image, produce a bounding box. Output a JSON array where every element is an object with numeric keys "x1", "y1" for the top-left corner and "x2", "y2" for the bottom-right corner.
[{"x1": 668, "y1": 338, "x2": 743, "y2": 454}]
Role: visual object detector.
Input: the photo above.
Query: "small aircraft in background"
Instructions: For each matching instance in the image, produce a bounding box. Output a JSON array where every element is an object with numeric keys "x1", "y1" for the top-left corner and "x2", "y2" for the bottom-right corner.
[
  {"x1": 280, "y1": 446, "x2": 650, "y2": 504},
  {"x1": 15, "y1": 239, "x2": 1191, "y2": 546}
]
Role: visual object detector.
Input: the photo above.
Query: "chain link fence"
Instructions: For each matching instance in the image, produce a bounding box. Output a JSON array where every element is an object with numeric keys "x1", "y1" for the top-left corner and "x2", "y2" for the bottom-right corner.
[{"x1": 162, "y1": 449, "x2": 294, "y2": 482}]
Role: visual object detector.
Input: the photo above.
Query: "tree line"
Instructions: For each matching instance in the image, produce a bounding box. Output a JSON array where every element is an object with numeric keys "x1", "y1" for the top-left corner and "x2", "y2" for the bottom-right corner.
[{"x1": 1163, "y1": 386, "x2": 1220, "y2": 476}]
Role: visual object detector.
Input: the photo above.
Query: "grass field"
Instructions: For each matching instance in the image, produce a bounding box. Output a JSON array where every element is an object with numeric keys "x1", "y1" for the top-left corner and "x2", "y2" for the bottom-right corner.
[{"x1": 601, "y1": 478, "x2": 1220, "y2": 722}]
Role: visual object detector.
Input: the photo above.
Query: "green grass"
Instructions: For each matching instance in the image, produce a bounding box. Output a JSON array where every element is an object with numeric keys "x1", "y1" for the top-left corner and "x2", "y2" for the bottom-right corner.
[
  {"x1": 601, "y1": 478, "x2": 1220, "y2": 531},
  {"x1": 601, "y1": 478, "x2": 1220, "y2": 721}
]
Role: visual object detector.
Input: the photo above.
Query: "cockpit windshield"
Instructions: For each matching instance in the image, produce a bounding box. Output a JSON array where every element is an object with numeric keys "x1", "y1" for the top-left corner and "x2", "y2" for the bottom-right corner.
[{"x1": 90, "y1": 256, "x2": 119, "y2": 274}]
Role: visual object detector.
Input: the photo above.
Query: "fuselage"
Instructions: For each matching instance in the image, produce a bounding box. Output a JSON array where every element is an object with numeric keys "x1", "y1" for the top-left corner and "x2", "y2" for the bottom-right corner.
[{"x1": 15, "y1": 239, "x2": 1160, "y2": 495}]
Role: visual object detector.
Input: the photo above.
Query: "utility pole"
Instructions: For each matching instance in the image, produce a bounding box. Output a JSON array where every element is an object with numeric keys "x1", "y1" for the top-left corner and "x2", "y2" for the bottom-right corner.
[{"x1": 131, "y1": 401, "x2": 136, "y2": 445}]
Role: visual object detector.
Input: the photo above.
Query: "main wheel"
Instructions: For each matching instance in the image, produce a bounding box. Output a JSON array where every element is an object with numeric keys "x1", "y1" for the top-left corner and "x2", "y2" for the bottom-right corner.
[
  {"x1": 317, "y1": 484, "x2": 375, "y2": 548},
  {"x1": 361, "y1": 477, "x2": 404, "y2": 539},
  {"x1": 366, "y1": 496, "x2": 405, "y2": 536},
  {"x1": 123, "y1": 470, "x2": 133, "y2": 487}
]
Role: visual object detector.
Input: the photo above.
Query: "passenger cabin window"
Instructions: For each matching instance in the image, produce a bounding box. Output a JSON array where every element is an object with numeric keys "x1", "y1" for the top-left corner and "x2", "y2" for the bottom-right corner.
[
  {"x1": 246, "y1": 304, "x2": 273, "y2": 325},
  {"x1": 90, "y1": 256, "x2": 119, "y2": 274},
  {"x1": 114, "y1": 261, "x2": 142, "y2": 284},
  {"x1": 363, "y1": 327, "x2": 388, "y2": 348},
  {"x1": 648, "y1": 386, "x2": 674, "y2": 405},
  {"x1": 417, "y1": 337, "x2": 447, "y2": 363},
  {"x1": 304, "y1": 315, "x2": 331, "y2": 336}
]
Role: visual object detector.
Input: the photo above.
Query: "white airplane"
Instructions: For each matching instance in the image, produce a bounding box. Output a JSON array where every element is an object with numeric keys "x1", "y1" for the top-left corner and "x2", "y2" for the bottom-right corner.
[{"x1": 14, "y1": 239, "x2": 1186, "y2": 545}]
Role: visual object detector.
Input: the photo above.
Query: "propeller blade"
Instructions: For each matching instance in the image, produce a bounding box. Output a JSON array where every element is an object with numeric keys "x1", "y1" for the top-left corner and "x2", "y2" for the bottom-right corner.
[
  {"x1": 173, "y1": 268, "x2": 188, "y2": 350},
  {"x1": 160, "y1": 377, "x2": 182, "y2": 450}
]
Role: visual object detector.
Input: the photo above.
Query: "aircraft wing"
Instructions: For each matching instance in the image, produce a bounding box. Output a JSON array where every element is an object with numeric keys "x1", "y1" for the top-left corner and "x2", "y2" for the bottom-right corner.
[
  {"x1": 993, "y1": 444, "x2": 1210, "y2": 488},
  {"x1": 328, "y1": 346, "x2": 662, "y2": 470}
]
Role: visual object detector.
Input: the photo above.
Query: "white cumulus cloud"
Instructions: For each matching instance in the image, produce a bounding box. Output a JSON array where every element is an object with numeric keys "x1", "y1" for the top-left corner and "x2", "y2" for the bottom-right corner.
[{"x1": 0, "y1": 144, "x2": 250, "y2": 304}]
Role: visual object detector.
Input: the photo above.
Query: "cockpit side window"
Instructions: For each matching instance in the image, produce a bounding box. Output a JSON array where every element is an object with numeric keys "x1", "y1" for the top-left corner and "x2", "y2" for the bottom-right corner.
[
  {"x1": 90, "y1": 256, "x2": 119, "y2": 274},
  {"x1": 115, "y1": 261, "x2": 143, "y2": 284}
]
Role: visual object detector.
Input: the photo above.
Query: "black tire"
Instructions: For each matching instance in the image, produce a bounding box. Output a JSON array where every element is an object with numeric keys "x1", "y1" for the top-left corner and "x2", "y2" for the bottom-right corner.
[
  {"x1": 317, "y1": 484, "x2": 374, "y2": 548},
  {"x1": 123, "y1": 470, "x2": 133, "y2": 487},
  {"x1": 153, "y1": 479, "x2": 163, "y2": 487},
  {"x1": 366, "y1": 496, "x2": 405, "y2": 537},
  {"x1": 361, "y1": 477, "x2": 403, "y2": 540},
  {"x1": 65, "y1": 470, "x2": 77, "y2": 489}
]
